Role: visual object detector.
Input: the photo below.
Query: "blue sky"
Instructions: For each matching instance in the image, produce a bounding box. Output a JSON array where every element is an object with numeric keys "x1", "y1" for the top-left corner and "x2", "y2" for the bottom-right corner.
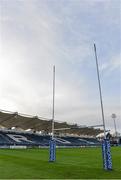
[{"x1": 0, "y1": 0, "x2": 121, "y2": 132}]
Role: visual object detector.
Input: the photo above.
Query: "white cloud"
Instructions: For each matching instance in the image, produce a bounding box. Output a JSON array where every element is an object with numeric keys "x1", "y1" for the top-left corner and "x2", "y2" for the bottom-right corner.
[
  {"x1": 100, "y1": 54, "x2": 121, "y2": 72},
  {"x1": 0, "y1": 0, "x2": 120, "y2": 131},
  {"x1": 0, "y1": 0, "x2": 88, "y2": 117}
]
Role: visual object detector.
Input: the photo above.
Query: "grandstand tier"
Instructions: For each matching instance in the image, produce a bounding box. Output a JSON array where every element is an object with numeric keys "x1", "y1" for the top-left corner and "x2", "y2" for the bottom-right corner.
[{"x1": 0, "y1": 130, "x2": 101, "y2": 147}]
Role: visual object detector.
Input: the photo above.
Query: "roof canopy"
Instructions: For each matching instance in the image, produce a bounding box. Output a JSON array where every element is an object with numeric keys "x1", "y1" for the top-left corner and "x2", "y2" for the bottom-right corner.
[
  {"x1": 0, "y1": 109, "x2": 69, "y2": 132},
  {"x1": 0, "y1": 109, "x2": 103, "y2": 136}
]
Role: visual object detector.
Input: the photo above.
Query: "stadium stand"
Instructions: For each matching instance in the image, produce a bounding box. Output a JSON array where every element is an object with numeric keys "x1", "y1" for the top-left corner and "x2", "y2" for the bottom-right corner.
[
  {"x1": 1, "y1": 109, "x2": 120, "y2": 148},
  {"x1": 0, "y1": 130, "x2": 101, "y2": 147}
]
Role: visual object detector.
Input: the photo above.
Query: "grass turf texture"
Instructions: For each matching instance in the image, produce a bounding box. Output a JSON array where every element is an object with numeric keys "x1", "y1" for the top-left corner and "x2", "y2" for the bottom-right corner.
[{"x1": 0, "y1": 147, "x2": 121, "y2": 179}]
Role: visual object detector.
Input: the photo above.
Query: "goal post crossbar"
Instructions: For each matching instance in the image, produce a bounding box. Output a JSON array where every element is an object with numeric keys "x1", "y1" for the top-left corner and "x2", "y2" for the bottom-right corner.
[{"x1": 54, "y1": 124, "x2": 103, "y2": 131}]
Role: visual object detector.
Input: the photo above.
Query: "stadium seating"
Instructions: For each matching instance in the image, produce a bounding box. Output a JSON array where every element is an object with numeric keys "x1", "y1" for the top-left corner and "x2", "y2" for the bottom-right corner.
[{"x1": 0, "y1": 130, "x2": 101, "y2": 147}]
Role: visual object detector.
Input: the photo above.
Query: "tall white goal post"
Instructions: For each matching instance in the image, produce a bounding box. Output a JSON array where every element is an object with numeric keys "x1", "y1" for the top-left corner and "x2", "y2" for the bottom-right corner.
[
  {"x1": 94, "y1": 44, "x2": 112, "y2": 170},
  {"x1": 49, "y1": 66, "x2": 56, "y2": 162}
]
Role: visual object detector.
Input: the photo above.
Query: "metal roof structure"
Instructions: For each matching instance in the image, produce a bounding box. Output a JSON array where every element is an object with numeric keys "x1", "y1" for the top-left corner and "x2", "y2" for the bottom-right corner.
[
  {"x1": 0, "y1": 109, "x2": 70, "y2": 132},
  {"x1": 0, "y1": 109, "x2": 51, "y2": 131},
  {"x1": 0, "y1": 109, "x2": 103, "y2": 136}
]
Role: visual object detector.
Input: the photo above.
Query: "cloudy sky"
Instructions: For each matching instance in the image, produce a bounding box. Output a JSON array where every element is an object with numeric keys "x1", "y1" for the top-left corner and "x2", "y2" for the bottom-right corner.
[{"x1": 0, "y1": 0, "x2": 121, "y2": 132}]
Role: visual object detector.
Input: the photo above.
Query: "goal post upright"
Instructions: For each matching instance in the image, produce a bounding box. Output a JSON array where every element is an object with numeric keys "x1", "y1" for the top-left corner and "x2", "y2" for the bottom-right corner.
[
  {"x1": 52, "y1": 65, "x2": 55, "y2": 140},
  {"x1": 94, "y1": 44, "x2": 106, "y2": 139},
  {"x1": 49, "y1": 65, "x2": 56, "y2": 162},
  {"x1": 94, "y1": 44, "x2": 112, "y2": 170}
]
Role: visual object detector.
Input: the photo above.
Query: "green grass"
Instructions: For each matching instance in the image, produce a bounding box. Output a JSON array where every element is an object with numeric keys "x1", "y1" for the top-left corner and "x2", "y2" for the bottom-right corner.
[{"x1": 0, "y1": 147, "x2": 121, "y2": 179}]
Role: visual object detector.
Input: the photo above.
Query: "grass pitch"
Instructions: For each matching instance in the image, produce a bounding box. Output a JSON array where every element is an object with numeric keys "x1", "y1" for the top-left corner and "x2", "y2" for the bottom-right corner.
[{"x1": 0, "y1": 147, "x2": 121, "y2": 179}]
